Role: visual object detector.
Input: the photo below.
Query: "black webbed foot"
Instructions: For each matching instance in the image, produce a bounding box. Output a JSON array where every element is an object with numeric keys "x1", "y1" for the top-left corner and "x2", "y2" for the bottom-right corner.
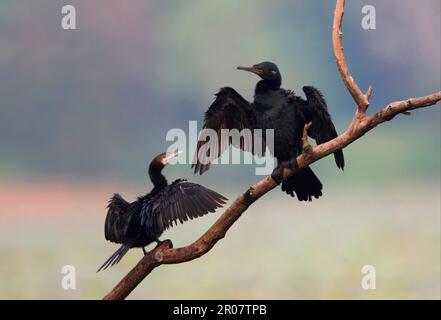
[
  {"x1": 271, "y1": 158, "x2": 299, "y2": 184},
  {"x1": 285, "y1": 158, "x2": 298, "y2": 172},
  {"x1": 271, "y1": 165, "x2": 284, "y2": 184},
  {"x1": 142, "y1": 240, "x2": 164, "y2": 255}
]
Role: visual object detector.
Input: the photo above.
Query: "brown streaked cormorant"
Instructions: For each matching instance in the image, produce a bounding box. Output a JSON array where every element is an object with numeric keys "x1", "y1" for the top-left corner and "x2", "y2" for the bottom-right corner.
[
  {"x1": 98, "y1": 151, "x2": 227, "y2": 271},
  {"x1": 192, "y1": 61, "x2": 344, "y2": 201}
]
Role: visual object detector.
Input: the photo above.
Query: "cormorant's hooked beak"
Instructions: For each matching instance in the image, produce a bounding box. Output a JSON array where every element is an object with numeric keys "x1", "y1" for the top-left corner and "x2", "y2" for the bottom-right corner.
[
  {"x1": 237, "y1": 66, "x2": 264, "y2": 76},
  {"x1": 162, "y1": 150, "x2": 182, "y2": 165}
]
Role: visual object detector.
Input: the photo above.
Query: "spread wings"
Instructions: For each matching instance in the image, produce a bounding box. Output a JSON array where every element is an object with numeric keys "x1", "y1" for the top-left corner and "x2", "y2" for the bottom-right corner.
[
  {"x1": 104, "y1": 193, "x2": 133, "y2": 244},
  {"x1": 141, "y1": 179, "x2": 227, "y2": 233},
  {"x1": 104, "y1": 182, "x2": 227, "y2": 243},
  {"x1": 192, "y1": 87, "x2": 258, "y2": 175},
  {"x1": 302, "y1": 86, "x2": 345, "y2": 170}
]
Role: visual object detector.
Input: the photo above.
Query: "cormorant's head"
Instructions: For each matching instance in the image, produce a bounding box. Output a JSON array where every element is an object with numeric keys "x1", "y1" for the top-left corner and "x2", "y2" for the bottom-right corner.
[
  {"x1": 237, "y1": 61, "x2": 281, "y2": 82},
  {"x1": 149, "y1": 150, "x2": 181, "y2": 189},
  {"x1": 160, "y1": 150, "x2": 182, "y2": 166},
  {"x1": 150, "y1": 150, "x2": 182, "y2": 169}
]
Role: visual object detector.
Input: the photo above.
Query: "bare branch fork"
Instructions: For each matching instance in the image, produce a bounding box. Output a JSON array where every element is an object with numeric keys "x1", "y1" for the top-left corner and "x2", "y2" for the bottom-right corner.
[{"x1": 103, "y1": 0, "x2": 440, "y2": 300}]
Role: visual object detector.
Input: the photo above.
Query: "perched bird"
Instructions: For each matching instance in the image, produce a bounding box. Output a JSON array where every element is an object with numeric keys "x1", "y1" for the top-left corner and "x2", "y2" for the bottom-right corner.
[
  {"x1": 193, "y1": 61, "x2": 344, "y2": 201},
  {"x1": 98, "y1": 151, "x2": 227, "y2": 271}
]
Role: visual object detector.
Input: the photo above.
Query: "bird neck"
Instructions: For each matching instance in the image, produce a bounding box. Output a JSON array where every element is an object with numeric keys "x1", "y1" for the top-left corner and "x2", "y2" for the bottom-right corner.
[
  {"x1": 255, "y1": 78, "x2": 281, "y2": 95},
  {"x1": 148, "y1": 163, "x2": 168, "y2": 191}
]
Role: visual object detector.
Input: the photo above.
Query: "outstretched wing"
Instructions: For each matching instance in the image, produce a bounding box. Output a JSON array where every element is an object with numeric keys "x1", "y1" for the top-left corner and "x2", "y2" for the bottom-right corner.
[
  {"x1": 302, "y1": 86, "x2": 345, "y2": 170},
  {"x1": 104, "y1": 193, "x2": 132, "y2": 244},
  {"x1": 192, "y1": 87, "x2": 257, "y2": 175},
  {"x1": 142, "y1": 179, "x2": 227, "y2": 233}
]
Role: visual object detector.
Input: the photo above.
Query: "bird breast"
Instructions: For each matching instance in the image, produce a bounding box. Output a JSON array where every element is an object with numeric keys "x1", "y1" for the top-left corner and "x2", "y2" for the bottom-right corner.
[{"x1": 254, "y1": 93, "x2": 304, "y2": 161}]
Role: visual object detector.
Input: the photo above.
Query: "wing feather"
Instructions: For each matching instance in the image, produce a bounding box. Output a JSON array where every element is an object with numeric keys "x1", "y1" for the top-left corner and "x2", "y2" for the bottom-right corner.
[
  {"x1": 147, "y1": 180, "x2": 227, "y2": 233},
  {"x1": 193, "y1": 87, "x2": 256, "y2": 175},
  {"x1": 104, "y1": 194, "x2": 131, "y2": 244},
  {"x1": 302, "y1": 86, "x2": 345, "y2": 170}
]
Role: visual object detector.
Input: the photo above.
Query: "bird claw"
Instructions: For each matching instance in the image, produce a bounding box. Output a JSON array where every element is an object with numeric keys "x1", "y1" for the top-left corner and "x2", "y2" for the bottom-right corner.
[
  {"x1": 142, "y1": 240, "x2": 165, "y2": 256},
  {"x1": 271, "y1": 166, "x2": 284, "y2": 184},
  {"x1": 285, "y1": 158, "x2": 299, "y2": 172},
  {"x1": 271, "y1": 158, "x2": 298, "y2": 184}
]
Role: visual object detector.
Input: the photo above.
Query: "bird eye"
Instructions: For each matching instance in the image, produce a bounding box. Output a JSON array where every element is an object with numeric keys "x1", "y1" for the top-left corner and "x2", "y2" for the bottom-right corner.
[{"x1": 271, "y1": 70, "x2": 277, "y2": 74}]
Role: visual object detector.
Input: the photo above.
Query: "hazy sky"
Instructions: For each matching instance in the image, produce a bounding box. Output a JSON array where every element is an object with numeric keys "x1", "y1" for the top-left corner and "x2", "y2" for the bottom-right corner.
[{"x1": 0, "y1": 0, "x2": 439, "y2": 182}]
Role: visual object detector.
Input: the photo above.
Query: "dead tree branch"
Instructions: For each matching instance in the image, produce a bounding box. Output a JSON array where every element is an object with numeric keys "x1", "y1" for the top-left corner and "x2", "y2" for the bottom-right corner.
[{"x1": 103, "y1": 0, "x2": 440, "y2": 300}]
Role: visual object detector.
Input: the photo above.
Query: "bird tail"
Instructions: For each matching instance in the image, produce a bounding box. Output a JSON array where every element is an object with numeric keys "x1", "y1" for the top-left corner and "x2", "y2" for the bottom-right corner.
[
  {"x1": 97, "y1": 245, "x2": 130, "y2": 272},
  {"x1": 281, "y1": 166, "x2": 323, "y2": 201}
]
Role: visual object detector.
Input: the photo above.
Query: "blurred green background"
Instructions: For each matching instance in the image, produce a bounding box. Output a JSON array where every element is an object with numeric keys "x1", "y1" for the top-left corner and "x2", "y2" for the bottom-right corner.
[{"x1": 0, "y1": 0, "x2": 439, "y2": 299}]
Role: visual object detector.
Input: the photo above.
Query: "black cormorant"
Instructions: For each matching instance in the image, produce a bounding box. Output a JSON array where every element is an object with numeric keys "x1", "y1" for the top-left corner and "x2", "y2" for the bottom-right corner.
[
  {"x1": 192, "y1": 61, "x2": 344, "y2": 201},
  {"x1": 98, "y1": 151, "x2": 227, "y2": 271}
]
